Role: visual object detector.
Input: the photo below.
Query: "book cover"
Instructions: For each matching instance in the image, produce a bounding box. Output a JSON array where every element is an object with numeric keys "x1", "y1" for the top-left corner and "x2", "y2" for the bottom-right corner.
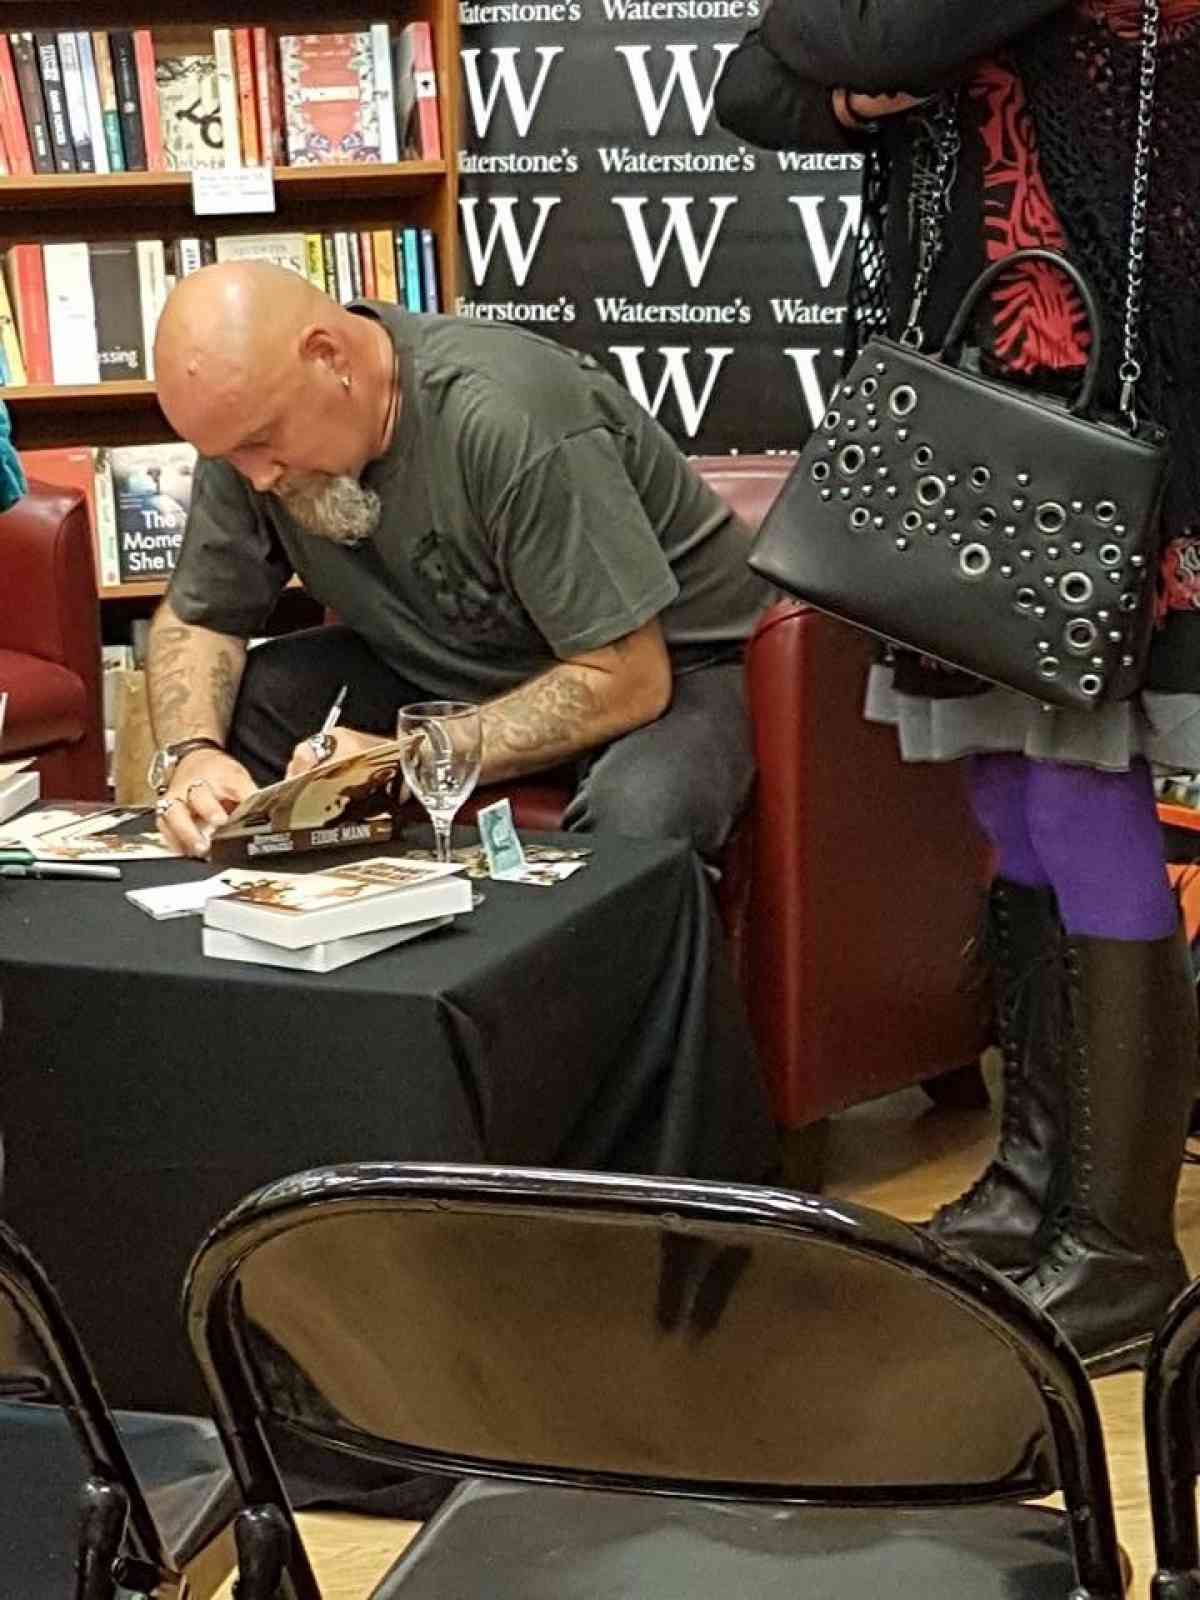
[
  {"x1": 347, "y1": 229, "x2": 363, "y2": 297},
  {"x1": 75, "y1": 32, "x2": 111, "y2": 174},
  {"x1": 203, "y1": 914, "x2": 452, "y2": 971},
  {"x1": 0, "y1": 36, "x2": 35, "y2": 174},
  {"x1": 320, "y1": 232, "x2": 338, "y2": 299},
  {"x1": 135, "y1": 239, "x2": 167, "y2": 379},
  {"x1": 420, "y1": 228, "x2": 440, "y2": 314},
  {"x1": 91, "y1": 447, "x2": 122, "y2": 587},
  {"x1": 373, "y1": 229, "x2": 398, "y2": 304},
  {"x1": 332, "y1": 231, "x2": 352, "y2": 304},
  {"x1": 208, "y1": 742, "x2": 409, "y2": 866},
  {"x1": 43, "y1": 240, "x2": 99, "y2": 384},
  {"x1": 303, "y1": 233, "x2": 325, "y2": 291},
  {"x1": 0, "y1": 269, "x2": 27, "y2": 387},
  {"x1": 213, "y1": 29, "x2": 241, "y2": 168},
  {"x1": 401, "y1": 227, "x2": 422, "y2": 312},
  {"x1": 392, "y1": 22, "x2": 441, "y2": 161},
  {"x1": 279, "y1": 32, "x2": 381, "y2": 166},
  {"x1": 358, "y1": 229, "x2": 376, "y2": 298},
  {"x1": 20, "y1": 447, "x2": 99, "y2": 572},
  {"x1": 132, "y1": 30, "x2": 163, "y2": 171},
  {"x1": 33, "y1": 32, "x2": 75, "y2": 172},
  {"x1": 233, "y1": 28, "x2": 260, "y2": 165},
  {"x1": 106, "y1": 442, "x2": 197, "y2": 583},
  {"x1": 370, "y1": 22, "x2": 399, "y2": 164},
  {"x1": 204, "y1": 854, "x2": 469, "y2": 947},
  {"x1": 252, "y1": 28, "x2": 284, "y2": 166},
  {"x1": 55, "y1": 32, "x2": 95, "y2": 172},
  {"x1": 156, "y1": 54, "x2": 224, "y2": 171},
  {"x1": 5, "y1": 245, "x2": 51, "y2": 383},
  {"x1": 90, "y1": 32, "x2": 125, "y2": 171},
  {"x1": 109, "y1": 32, "x2": 146, "y2": 171},
  {"x1": 392, "y1": 228, "x2": 407, "y2": 307},
  {"x1": 214, "y1": 232, "x2": 307, "y2": 280},
  {"x1": 88, "y1": 240, "x2": 146, "y2": 381},
  {"x1": 0, "y1": 124, "x2": 8, "y2": 176}
]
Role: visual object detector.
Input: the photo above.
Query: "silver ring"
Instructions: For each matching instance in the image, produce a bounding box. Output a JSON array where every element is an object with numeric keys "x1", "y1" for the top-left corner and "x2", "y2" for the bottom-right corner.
[
  {"x1": 154, "y1": 796, "x2": 182, "y2": 818},
  {"x1": 185, "y1": 779, "x2": 212, "y2": 800},
  {"x1": 307, "y1": 732, "x2": 335, "y2": 762}
]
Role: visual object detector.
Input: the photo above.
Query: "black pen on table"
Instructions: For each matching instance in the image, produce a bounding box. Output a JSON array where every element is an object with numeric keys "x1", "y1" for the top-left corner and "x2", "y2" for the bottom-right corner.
[{"x1": 306, "y1": 684, "x2": 348, "y2": 763}]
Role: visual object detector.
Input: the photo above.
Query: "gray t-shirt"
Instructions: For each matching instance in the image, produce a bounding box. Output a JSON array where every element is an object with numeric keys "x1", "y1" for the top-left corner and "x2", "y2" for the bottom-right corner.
[{"x1": 168, "y1": 306, "x2": 773, "y2": 701}]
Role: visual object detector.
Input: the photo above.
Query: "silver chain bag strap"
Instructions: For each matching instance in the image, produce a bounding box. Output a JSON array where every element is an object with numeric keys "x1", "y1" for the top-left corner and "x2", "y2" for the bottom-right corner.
[{"x1": 748, "y1": 0, "x2": 1169, "y2": 711}]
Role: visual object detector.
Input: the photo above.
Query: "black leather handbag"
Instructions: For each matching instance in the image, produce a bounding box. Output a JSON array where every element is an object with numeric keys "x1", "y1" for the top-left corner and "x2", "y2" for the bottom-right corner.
[{"x1": 748, "y1": 1, "x2": 1168, "y2": 713}]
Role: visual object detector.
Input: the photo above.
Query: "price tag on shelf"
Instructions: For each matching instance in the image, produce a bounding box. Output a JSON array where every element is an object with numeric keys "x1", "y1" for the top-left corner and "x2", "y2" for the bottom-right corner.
[{"x1": 191, "y1": 166, "x2": 277, "y2": 218}]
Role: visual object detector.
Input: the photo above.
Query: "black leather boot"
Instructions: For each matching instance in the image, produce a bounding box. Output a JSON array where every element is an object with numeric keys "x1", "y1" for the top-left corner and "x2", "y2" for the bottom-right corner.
[
  {"x1": 1019, "y1": 923, "x2": 1196, "y2": 1376},
  {"x1": 925, "y1": 879, "x2": 1069, "y2": 1274}
]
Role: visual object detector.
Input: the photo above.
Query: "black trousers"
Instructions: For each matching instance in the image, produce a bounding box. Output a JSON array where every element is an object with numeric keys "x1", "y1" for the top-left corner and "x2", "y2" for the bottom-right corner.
[{"x1": 230, "y1": 626, "x2": 756, "y2": 858}]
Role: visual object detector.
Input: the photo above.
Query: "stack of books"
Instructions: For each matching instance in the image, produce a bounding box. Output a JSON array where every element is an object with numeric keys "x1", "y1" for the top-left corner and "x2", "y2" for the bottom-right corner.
[
  {"x1": 1, "y1": 224, "x2": 440, "y2": 388},
  {"x1": 201, "y1": 857, "x2": 472, "y2": 972},
  {"x1": 0, "y1": 23, "x2": 439, "y2": 178}
]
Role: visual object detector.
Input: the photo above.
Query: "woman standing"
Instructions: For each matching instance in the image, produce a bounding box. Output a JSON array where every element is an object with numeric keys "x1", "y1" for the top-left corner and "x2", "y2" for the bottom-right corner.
[{"x1": 717, "y1": 0, "x2": 1200, "y2": 1374}]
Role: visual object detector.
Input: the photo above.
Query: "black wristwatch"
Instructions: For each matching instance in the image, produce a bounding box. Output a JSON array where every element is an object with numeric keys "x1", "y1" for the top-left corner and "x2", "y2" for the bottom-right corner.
[{"x1": 148, "y1": 738, "x2": 225, "y2": 794}]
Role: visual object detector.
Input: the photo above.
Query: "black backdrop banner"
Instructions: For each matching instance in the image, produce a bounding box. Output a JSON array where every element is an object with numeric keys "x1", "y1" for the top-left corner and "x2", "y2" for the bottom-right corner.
[{"x1": 456, "y1": 0, "x2": 863, "y2": 454}]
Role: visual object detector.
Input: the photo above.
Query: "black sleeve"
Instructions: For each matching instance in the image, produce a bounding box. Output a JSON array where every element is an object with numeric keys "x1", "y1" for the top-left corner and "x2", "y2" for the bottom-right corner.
[
  {"x1": 759, "y1": 0, "x2": 1074, "y2": 94},
  {"x1": 715, "y1": 29, "x2": 855, "y2": 152}
]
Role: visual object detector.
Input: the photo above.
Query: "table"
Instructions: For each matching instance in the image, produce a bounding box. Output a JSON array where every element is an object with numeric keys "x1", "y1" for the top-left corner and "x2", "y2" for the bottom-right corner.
[{"x1": 0, "y1": 830, "x2": 775, "y2": 1412}]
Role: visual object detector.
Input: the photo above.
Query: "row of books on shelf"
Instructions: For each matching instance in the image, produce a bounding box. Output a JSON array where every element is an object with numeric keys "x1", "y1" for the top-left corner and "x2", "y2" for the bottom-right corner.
[
  {"x1": 0, "y1": 23, "x2": 439, "y2": 177},
  {"x1": 0, "y1": 226, "x2": 441, "y2": 387}
]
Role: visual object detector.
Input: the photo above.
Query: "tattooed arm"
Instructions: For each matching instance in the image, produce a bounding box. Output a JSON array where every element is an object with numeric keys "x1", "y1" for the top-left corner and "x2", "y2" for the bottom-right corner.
[
  {"x1": 146, "y1": 599, "x2": 257, "y2": 857},
  {"x1": 479, "y1": 617, "x2": 672, "y2": 783}
]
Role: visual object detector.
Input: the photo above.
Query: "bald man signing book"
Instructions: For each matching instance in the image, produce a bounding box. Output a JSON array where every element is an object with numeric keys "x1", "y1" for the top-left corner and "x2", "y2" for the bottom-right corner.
[{"x1": 145, "y1": 264, "x2": 772, "y2": 860}]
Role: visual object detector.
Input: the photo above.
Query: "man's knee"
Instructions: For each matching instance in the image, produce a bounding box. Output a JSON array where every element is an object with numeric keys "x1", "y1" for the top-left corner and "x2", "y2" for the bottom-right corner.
[{"x1": 573, "y1": 759, "x2": 735, "y2": 857}]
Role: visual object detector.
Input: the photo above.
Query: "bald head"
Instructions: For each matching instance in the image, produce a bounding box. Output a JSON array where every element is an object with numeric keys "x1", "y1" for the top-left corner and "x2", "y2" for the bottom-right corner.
[{"x1": 153, "y1": 263, "x2": 395, "y2": 494}]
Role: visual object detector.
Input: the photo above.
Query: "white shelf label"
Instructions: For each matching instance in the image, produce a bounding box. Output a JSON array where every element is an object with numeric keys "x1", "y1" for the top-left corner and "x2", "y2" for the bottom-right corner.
[{"x1": 191, "y1": 166, "x2": 277, "y2": 218}]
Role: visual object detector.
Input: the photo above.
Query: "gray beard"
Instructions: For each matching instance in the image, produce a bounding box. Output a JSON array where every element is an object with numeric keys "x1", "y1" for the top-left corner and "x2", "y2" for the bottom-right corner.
[{"x1": 275, "y1": 472, "x2": 382, "y2": 545}]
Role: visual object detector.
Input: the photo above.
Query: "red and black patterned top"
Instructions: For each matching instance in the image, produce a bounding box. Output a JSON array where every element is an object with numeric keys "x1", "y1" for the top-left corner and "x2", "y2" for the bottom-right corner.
[{"x1": 971, "y1": 0, "x2": 1200, "y2": 616}]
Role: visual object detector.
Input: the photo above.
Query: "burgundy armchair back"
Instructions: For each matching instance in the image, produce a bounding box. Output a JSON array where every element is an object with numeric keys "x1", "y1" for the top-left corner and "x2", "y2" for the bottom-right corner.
[
  {"x1": 0, "y1": 482, "x2": 106, "y2": 799},
  {"x1": 465, "y1": 455, "x2": 991, "y2": 1141}
]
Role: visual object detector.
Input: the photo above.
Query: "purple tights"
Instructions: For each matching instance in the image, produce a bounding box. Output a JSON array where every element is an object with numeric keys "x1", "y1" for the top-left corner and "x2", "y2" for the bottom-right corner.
[{"x1": 966, "y1": 752, "x2": 1178, "y2": 941}]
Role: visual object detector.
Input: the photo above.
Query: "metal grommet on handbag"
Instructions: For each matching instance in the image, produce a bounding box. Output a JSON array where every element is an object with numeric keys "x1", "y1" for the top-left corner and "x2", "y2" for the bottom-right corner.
[
  {"x1": 1035, "y1": 502, "x2": 1067, "y2": 535},
  {"x1": 1058, "y1": 571, "x2": 1095, "y2": 607},
  {"x1": 1014, "y1": 587, "x2": 1038, "y2": 611},
  {"x1": 958, "y1": 543, "x2": 991, "y2": 579},
  {"x1": 811, "y1": 459, "x2": 831, "y2": 483},
  {"x1": 1094, "y1": 500, "x2": 1118, "y2": 524},
  {"x1": 916, "y1": 475, "x2": 946, "y2": 508},
  {"x1": 837, "y1": 444, "x2": 866, "y2": 476},
  {"x1": 1079, "y1": 672, "x2": 1105, "y2": 696},
  {"x1": 1098, "y1": 543, "x2": 1122, "y2": 566},
  {"x1": 888, "y1": 385, "x2": 918, "y2": 419},
  {"x1": 1064, "y1": 618, "x2": 1099, "y2": 654}
]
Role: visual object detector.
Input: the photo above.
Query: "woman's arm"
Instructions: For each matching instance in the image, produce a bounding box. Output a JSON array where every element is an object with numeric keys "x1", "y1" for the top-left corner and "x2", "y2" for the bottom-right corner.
[
  {"x1": 714, "y1": 29, "x2": 853, "y2": 152},
  {"x1": 760, "y1": 0, "x2": 1074, "y2": 94}
]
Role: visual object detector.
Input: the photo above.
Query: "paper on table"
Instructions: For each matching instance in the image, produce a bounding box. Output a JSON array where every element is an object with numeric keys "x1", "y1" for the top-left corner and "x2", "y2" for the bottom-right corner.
[
  {"x1": 0, "y1": 805, "x2": 179, "y2": 860},
  {"x1": 125, "y1": 869, "x2": 264, "y2": 919}
]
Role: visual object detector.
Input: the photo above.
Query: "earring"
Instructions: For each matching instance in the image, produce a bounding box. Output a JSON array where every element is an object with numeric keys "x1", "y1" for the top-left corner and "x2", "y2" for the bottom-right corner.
[{"x1": 341, "y1": 375, "x2": 351, "y2": 392}]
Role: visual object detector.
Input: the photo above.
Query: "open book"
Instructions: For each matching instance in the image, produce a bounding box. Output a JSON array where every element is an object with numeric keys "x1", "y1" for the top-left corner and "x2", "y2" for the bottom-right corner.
[{"x1": 208, "y1": 741, "x2": 406, "y2": 864}]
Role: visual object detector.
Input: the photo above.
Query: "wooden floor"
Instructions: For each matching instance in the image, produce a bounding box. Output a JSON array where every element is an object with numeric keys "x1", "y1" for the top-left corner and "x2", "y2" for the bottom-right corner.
[{"x1": 215, "y1": 1070, "x2": 1200, "y2": 1597}]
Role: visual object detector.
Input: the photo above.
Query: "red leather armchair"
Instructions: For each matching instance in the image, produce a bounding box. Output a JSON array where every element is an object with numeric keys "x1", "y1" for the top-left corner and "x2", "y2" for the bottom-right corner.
[
  {"x1": 464, "y1": 455, "x2": 992, "y2": 1181},
  {"x1": 0, "y1": 481, "x2": 106, "y2": 800}
]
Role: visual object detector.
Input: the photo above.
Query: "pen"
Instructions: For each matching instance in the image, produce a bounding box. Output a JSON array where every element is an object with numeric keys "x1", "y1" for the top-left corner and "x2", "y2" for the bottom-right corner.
[
  {"x1": 0, "y1": 862, "x2": 123, "y2": 881},
  {"x1": 306, "y1": 684, "x2": 348, "y2": 763},
  {"x1": 319, "y1": 684, "x2": 348, "y2": 738}
]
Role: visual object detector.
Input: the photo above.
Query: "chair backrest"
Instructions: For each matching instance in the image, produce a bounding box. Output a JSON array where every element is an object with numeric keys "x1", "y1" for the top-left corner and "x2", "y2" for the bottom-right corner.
[
  {"x1": 0, "y1": 1220, "x2": 174, "y2": 1591},
  {"x1": 185, "y1": 1164, "x2": 1123, "y2": 1600},
  {"x1": 1144, "y1": 1276, "x2": 1200, "y2": 1594},
  {"x1": 691, "y1": 454, "x2": 791, "y2": 536}
]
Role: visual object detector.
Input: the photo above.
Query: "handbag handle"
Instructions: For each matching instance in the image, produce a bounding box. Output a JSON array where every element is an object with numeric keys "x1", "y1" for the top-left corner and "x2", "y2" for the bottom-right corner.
[{"x1": 937, "y1": 248, "x2": 1104, "y2": 418}]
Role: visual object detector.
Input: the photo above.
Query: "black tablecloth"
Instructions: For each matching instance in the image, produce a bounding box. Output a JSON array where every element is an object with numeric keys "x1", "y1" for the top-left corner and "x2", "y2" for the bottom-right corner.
[{"x1": 0, "y1": 830, "x2": 775, "y2": 1411}]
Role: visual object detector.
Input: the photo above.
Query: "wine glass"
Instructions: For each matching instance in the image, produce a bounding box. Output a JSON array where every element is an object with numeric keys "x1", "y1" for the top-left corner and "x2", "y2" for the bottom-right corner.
[{"x1": 397, "y1": 701, "x2": 483, "y2": 868}]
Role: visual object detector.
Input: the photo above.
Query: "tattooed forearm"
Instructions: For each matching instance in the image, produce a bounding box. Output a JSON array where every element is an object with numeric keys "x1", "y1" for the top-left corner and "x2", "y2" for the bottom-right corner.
[
  {"x1": 485, "y1": 669, "x2": 601, "y2": 763},
  {"x1": 146, "y1": 603, "x2": 247, "y2": 745},
  {"x1": 210, "y1": 650, "x2": 241, "y2": 728}
]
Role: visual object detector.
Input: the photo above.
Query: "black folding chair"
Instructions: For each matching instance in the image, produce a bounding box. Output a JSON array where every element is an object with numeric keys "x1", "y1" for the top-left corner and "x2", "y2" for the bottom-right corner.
[
  {"x1": 184, "y1": 1163, "x2": 1129, "y2": 1600},
  {"x1": 0, "y1": 1220, "x2": 236, "y2": 1598},
  {"x1": 1144, "y1": 1276, "x2": 1200, "y2": 1600}
]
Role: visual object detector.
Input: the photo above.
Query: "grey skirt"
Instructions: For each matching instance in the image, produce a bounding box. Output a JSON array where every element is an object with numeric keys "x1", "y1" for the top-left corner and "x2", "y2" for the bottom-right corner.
[{"x1": 864, "y1": 662, "x2": 1200, "y2": 772}]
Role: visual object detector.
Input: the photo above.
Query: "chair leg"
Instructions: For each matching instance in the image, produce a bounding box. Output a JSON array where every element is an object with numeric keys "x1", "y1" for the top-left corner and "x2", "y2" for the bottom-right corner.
[
  {"x1": 233, "y1": 1505, "x2": 292, "y2": 1600},
  {"x1": 74, "y1": 1476, "x2": 128, "y2": 1600},
  {"x1": 921, "y1": 1060, "x2": 991, "y2": 1112}
]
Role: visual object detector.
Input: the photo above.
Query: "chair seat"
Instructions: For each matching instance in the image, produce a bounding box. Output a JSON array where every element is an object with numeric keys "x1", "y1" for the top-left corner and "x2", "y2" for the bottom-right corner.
[
  {"x1": 0, "y1": 1401, "x2": 235, "y2": 1596},
  {"x1": 0, "y1": 648, "x2": 87, "y2": 754},
  {"x1": 374, "y1": 1480, "x2": 1082, "y2": 1599}
]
